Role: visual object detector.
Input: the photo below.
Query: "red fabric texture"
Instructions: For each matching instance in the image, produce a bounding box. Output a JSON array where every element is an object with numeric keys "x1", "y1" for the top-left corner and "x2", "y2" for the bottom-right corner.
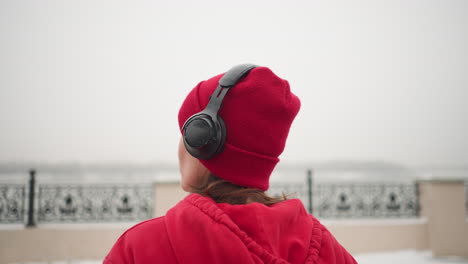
[
  {"x1": 178, "y1": 67, "x2": 301, "y2": 190},
  {"x1": 104, "y1": 194, "x2": 357, "y2": 264}
]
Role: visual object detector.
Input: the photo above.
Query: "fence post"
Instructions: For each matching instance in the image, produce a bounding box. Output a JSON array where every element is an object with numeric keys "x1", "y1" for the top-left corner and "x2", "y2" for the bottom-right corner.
[
  {"x1": 307, "y1": 169, "x2": 313, "y2": 214},
  {"x1": 26, "y1": 169, "x2": 36, "y2": 227}
]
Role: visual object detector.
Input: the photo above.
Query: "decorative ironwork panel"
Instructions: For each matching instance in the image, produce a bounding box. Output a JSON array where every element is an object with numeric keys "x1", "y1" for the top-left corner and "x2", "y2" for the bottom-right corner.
[
  {"x1": 0, "y1": 184, "x2": 25, "y2": 223},
  {"x1": 38, "y1": 185, "x2": 153, "y2": 222},
  {"x1": 313, "y1": 183, "x2": 419, "y2": 218},
  {"x1": 268, "y1": 183, "x2": 308, "y2": 203}
]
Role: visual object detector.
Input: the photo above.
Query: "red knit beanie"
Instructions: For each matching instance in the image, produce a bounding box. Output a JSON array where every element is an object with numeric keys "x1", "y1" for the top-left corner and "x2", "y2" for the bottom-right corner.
[{"x1": 178, "y1": 66, "x2": 300, "y2": 191}]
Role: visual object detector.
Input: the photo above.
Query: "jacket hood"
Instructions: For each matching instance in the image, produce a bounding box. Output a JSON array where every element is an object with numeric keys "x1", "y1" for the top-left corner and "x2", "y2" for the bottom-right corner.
[{"x1": 165, "y1": 193, "x2": 319, "y2": 264}]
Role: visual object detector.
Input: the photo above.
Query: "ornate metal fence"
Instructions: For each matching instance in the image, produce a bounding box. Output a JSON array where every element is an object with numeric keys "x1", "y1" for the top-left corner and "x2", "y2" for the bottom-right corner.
[
  {"x1": 269, "y1": 181, "x2": 419, "y2": 219},
  {"x1": 0, "y1": 184, "x2": 25, "y2": 223},
  {"x1": 268, "y1": 182, "x2": 308, "y2": 203},
  {"x1": 1, "y1": 170, "x2": 154, "y2": 224},
  {"x1": 2, "y1": 169, "x2": 449, "y2": 224},
  {"x1": 313, "y1": 183, "x2": 419, "y2": 218},
  {"x1": 37, "y1": 184, "x2": 154, "y2": 223}
]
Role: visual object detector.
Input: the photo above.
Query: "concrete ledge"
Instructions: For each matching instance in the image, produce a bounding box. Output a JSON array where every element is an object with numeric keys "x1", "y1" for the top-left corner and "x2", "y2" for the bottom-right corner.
[
  {"x1": 327, "y1": 220, "x2": 429, "y2": 254},
  {"x1": 0, "y1": 228, "x2": 127, "y2": 264}
]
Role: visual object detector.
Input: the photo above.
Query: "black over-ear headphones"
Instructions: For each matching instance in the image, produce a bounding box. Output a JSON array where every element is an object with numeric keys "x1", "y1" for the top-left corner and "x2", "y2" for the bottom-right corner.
[{"x1": 182, "y1": 64, "x2": 258, "y2": 160}]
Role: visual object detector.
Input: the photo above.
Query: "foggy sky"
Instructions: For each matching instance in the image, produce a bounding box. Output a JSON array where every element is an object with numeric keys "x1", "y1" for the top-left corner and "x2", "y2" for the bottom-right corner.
[{"x1": 1, "y1": 0, "x2": 467, "y2": 167}]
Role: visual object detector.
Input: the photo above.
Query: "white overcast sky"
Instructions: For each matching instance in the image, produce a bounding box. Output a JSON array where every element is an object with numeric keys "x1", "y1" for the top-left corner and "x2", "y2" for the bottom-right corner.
[{"x1": 0, "y1": 0, "x2": 467, "y2": 167}]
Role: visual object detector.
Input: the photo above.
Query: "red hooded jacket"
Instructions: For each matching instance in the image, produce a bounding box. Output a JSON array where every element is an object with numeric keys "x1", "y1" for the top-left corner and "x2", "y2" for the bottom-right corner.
[{"x1": 104, "y1": 193, "x2": 357, "y2": 264}]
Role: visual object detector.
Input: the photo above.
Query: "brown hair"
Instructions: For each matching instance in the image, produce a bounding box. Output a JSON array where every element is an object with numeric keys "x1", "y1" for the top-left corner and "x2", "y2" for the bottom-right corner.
[{"x1": 193, "y1": 174, "x2": 287, "y2": 206}]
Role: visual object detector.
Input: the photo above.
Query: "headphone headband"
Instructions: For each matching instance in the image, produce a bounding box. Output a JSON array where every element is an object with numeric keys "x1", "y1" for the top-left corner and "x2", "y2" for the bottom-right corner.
[
  {"x1": 204, "y1": 64, "x2": 257, "y2": 115},
  {"x1": 219, "y1": 64, "x2": 257, "y2": 87}
]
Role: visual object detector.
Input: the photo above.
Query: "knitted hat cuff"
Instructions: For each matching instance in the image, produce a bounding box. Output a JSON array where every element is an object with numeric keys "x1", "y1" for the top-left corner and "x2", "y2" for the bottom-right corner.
[
  {"x1": 195, "y1": 144, "x2": 279, "y2": 191},
  {"x1": 199, "y1": 142, "x2": 279, "y2": 191}
]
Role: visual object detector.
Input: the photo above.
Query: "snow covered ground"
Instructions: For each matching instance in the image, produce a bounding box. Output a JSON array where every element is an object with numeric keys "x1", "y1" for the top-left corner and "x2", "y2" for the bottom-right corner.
[
  {"x1": 10, "y1": 250, "x2": 468, "y2": 264},
  {"x1": 354, "y1": 250, "x2": 468, "y2": 264}
]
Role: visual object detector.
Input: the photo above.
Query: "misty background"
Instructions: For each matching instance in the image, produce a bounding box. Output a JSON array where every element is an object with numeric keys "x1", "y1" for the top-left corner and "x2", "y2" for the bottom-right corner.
[{"x1": 1, "y1": 0, "x2": 467, "y2": 182}]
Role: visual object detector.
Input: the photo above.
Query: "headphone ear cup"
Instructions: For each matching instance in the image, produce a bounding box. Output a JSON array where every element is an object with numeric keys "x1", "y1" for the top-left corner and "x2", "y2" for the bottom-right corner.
[
  {"x1": 213, "y1": 115, "x2": 227, "y2": 157},
  {"x1": 182, "y1": 113, "x2": 226, "y2": 160}
]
